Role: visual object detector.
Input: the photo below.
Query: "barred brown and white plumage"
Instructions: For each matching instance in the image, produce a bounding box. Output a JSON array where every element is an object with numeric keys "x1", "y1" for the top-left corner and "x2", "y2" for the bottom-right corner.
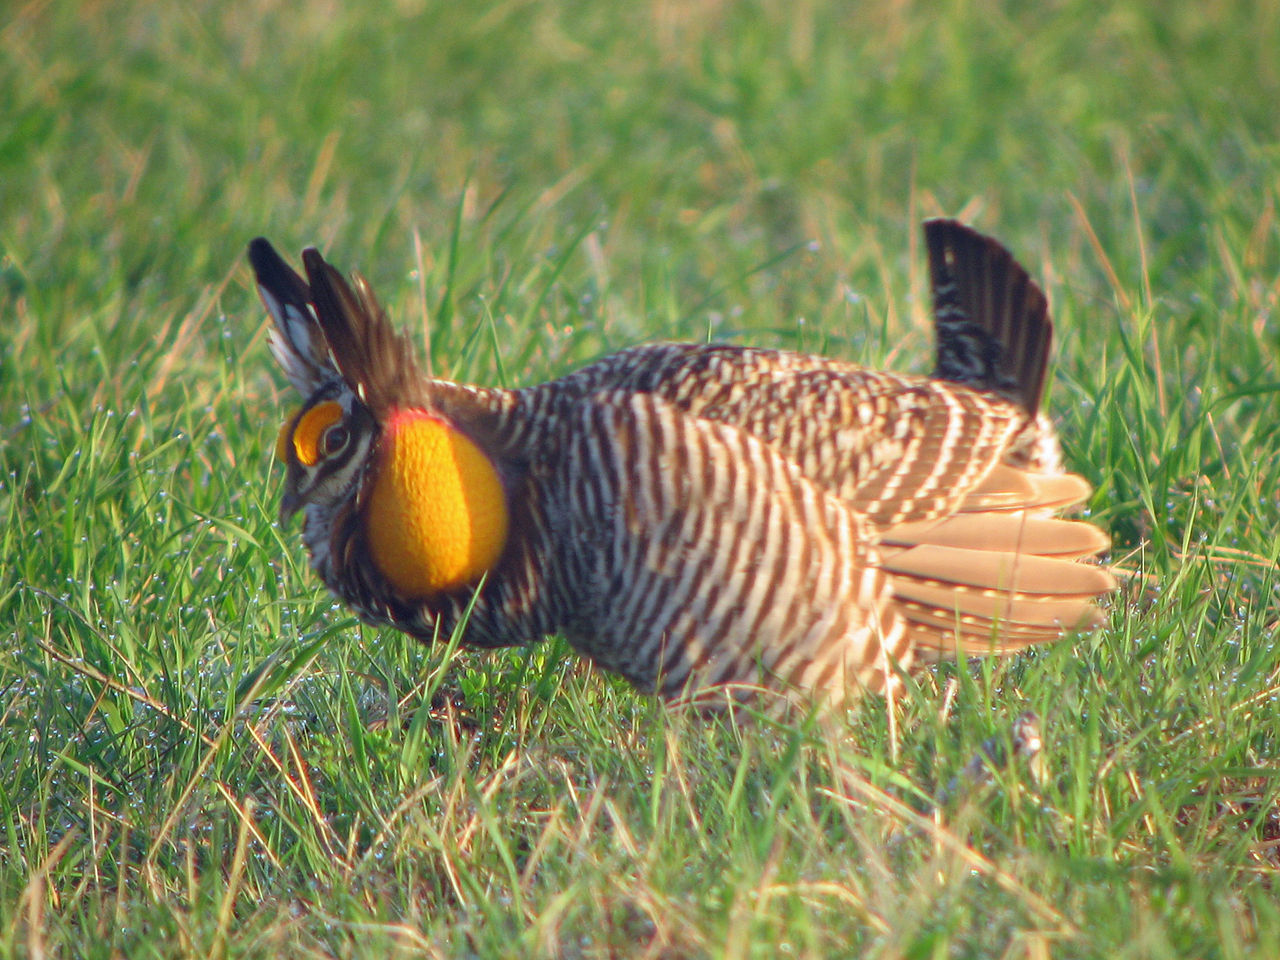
[{"x1": 251, "y1": 219, "x2": 1115, "y2": 709}]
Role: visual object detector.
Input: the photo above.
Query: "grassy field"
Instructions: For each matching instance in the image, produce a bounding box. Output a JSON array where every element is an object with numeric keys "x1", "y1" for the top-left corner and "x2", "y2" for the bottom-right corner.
[{"x1": 3, "y1": 0, "x2": 1279, "y2": 956}]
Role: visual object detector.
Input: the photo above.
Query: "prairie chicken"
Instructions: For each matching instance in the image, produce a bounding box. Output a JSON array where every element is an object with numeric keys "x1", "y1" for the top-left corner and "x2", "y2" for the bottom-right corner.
[{"x1": 251, "y1": 220, "x2": 1114, "y2": 709}]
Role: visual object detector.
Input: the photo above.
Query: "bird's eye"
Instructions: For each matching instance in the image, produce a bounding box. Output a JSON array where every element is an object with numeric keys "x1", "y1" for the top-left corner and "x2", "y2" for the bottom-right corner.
[
  {"x1": 323, "y1": 425, "x2": 350, "y2": 455},
  {"x1": 290, "y1": 400, "x2": 345, "y2": 467}
]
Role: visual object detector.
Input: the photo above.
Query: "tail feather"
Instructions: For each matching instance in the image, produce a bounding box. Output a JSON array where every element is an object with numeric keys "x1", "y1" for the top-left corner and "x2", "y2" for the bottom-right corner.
[{"x1": 925, "y1": 219, "x2": 1051, "y2": 415}]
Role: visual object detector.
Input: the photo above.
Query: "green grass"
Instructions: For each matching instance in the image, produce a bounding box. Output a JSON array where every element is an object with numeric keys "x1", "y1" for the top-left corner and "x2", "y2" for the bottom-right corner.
[{"x1": 3, "y1": 0, "x2": 1280, "y2": 955}]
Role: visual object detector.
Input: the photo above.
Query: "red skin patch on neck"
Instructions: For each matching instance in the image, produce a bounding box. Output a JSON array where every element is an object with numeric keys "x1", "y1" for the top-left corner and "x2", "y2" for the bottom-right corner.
[{"x1": 386, "y1": 407, "x2": 439, "y2": 430}]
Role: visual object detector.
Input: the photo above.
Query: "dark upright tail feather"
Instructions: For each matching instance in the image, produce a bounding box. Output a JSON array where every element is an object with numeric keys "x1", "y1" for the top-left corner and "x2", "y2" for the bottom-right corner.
[{"x1": 924, "y1": 219, "x2": 1052, "y2": 415}]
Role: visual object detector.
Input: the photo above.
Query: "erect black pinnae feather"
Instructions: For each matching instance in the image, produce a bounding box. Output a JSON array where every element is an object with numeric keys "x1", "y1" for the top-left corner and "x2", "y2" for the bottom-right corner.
[{"x1": 301, "y1": 247, "x2": 423, "y2": 413}]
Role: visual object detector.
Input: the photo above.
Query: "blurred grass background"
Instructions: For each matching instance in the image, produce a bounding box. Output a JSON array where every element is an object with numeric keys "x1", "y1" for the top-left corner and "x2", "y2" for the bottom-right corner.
[{"x1": 2, "y1": 0, "x2": 1279, "y2": 956}]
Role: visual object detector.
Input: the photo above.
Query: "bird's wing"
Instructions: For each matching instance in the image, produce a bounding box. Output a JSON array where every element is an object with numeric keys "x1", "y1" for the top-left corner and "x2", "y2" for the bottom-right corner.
[
  {"x1": 535, "y1": 341, "x2": 1047, "y2": 528},
  {"x1": 673, "y1": 366, "x2": 1030, "y2": 527}
]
